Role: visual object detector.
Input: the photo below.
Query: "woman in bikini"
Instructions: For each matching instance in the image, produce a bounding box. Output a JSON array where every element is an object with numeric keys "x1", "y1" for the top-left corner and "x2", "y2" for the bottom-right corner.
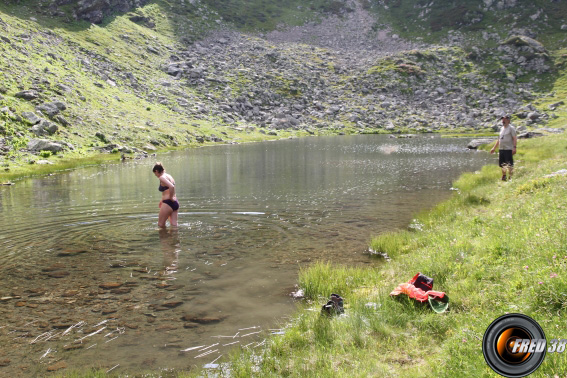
[{"x1": 152, "y1": 162, "x2": 179, "y2": 228}]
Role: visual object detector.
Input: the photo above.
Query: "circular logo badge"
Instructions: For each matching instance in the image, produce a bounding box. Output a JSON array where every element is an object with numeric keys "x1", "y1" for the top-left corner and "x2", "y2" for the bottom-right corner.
[{"x1": 483, "y1": 314, "x2": 546, "y2": 377}]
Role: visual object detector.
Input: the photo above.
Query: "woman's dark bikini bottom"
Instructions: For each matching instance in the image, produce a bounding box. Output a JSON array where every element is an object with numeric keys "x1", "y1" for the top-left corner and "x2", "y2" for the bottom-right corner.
[{"x1": 162, "y1": 199, "x2": 179, "y2": 211}]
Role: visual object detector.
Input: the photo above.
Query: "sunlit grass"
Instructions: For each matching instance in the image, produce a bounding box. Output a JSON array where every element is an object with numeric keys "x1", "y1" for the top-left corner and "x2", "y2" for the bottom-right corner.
[{"x1": 0, "y1": 151, "x2": 122, "y2": 182}]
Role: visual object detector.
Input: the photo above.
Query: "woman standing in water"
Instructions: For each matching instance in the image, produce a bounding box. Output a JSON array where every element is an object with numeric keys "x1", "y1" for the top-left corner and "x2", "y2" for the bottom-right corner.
[{"x1": 153, "y1": 162, "x2": 179, "y2": 228}]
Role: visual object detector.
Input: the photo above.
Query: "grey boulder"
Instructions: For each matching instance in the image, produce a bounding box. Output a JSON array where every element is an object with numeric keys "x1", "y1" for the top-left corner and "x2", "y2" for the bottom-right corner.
[{"x1": 27, "y1": 139, "x2": 65, "y2": 153}]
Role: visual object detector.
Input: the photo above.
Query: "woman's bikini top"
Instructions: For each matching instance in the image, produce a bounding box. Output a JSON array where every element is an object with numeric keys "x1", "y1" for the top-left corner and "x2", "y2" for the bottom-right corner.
[{"x1": 158, "y1": 178, "x2": 175, "y2": 192}]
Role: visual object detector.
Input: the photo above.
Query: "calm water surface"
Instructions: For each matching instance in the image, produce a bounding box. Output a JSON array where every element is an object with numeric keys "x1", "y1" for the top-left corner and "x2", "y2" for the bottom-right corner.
[{"x1": 0, "y1": 135, "x2": 492, "y2": 374}]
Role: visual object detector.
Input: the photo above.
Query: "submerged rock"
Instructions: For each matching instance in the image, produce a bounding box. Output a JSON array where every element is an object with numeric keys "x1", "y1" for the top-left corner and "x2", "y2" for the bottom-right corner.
[
  {"x1": 99, "y1": 282, "x2": 123, "y2": 290},
  {"x1": 47, "y1": 361, "x2": 67, "y2": 371},
  {"x1": 101, "y1": 308, "x2": 118, "y2": 315},
  {"x1": 61, "y1": 290, "x2": 79, "y2": 297},
  {"x1": 182, "y1": 322, "x2": 200, "y2": 329},
  {"x1": 63, "y1": 344, "x2": 84, "y2": 351},
  {"x1": 52, "y1": 320, "x2": 75, "y2": 329},
  {"x1": 47, "y1": 271, "x2": 70, "y2": 278},
  {"x1": 110, "y1": 287, "x2": 131, "y2": 294},
  {"x1": 181, "y1": 315, "x2": 225, "y2": 324},
  {"x1": 161, "y1": 301, "x2": 183, "y2": 308},
  {"x1": 57, "y1": 249, "x2": 87, "y2": 257}
]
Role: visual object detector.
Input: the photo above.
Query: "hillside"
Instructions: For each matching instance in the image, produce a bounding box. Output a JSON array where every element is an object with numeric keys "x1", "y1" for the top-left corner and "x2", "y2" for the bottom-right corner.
[{"x1": 0, "y1": 0, "x2": 566, "y2": 180}]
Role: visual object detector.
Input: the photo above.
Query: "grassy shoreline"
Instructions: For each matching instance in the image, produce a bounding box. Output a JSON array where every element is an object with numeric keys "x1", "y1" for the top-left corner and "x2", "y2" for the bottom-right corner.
[{"x1": 192, "y1": 131, "x2": 567, "y2": 377}]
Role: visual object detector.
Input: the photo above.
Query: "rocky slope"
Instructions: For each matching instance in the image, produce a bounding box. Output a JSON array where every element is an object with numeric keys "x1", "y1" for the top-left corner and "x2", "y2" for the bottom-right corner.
[{"x1": 0, "y1": 0, "x2": 566, "y2": 174}]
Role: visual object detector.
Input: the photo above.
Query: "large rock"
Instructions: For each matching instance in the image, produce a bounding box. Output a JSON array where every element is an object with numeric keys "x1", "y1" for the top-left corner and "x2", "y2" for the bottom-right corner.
[
  {"x1": 527, "y1": 111, "x2": 541, "y2": 121},
  {"x1": 36, "y1": 102, "x2": 66, "y2": 117},
  {"x1": 467, "y1": 138, "x2": 496, "y2": 149},
  {"x1": 54, "y1": 115, "x2": 70, "y2": 126},
  {"x1": 15, "y1": 90, "x2": 39, "y2": 100},
  {"x1": 27, "y1": 139, "x2": 65, "y2": 153},
  {"x1": 21, "y1": 112, "x2": 41, "y2": 125},
  {"x1": 549, "y1": 101, "x2": 564, "y2": 111},
  {"x1": 165, "y1": 64, "x2": 182, "y2": 77},
  {"x1": 163, "y1": 61, "x2": 193, "y2": 77},
  {"x1": 518, "y1": 132, "x2": 544, "y2": 139},
  {"x1": 501, "y1": 35, "x2": 546, "y2": 53},
  {"x1": 188, "y1": 68, "x2": 205, "y2": 79},
  {"x1": 31, "y1": 120, "x2": 58, "y2": 136},
  {"x1": 56, "y1": 83, "x2": 72, "y2": 93}
]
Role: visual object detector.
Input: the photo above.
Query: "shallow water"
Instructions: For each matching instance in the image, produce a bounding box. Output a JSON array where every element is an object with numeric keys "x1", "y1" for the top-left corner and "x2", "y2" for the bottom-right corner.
[{"x1": 0, "y1": 135, "x2": 492, "y2": 375}]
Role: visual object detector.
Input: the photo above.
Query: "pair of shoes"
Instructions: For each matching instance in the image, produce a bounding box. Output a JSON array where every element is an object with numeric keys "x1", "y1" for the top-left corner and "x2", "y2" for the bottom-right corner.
[
  {"x1": 321, "y1": 293, "x2": 344, "y2": 316},
  {"x1": 501, "y1": 175, "x2": 507, "y2": 181}
]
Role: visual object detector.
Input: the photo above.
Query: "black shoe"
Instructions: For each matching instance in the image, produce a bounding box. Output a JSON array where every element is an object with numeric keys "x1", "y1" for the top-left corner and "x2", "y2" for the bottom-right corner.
[
  {"x1": 330, "y1": 293, "x2": 344, "y2": 313},
  {"x1": 321, "y1": 294, "x2": 344, "y2": 316},
  {"x1": 321, "y1": 301, "x2": 336, "y2": 316},
  {"x1": 501, "y1": 175, "x2": 507, "y2": 181}
]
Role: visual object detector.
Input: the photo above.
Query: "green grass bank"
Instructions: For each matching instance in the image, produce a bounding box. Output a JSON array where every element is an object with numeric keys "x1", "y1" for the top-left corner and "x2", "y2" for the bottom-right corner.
[{"x1": 188, "y1": 130, "x2": 567, "y2": 377}]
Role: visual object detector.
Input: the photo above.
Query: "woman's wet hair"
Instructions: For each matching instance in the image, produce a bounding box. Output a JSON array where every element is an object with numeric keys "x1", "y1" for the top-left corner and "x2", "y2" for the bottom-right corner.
[{"x1": 152, "y1": 162, "x2": 165, "y2": 173}]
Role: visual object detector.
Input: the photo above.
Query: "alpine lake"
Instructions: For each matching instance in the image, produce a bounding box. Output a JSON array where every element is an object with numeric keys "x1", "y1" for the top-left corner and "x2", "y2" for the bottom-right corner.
[{"x1": 0, "y1": 134, "x2": 493, "y2": 375}]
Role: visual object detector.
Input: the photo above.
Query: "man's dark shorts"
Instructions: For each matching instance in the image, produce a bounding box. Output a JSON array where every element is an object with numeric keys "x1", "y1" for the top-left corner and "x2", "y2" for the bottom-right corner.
[{"x1": 499, "y1": 150, "x2": 514, "y2": 167}]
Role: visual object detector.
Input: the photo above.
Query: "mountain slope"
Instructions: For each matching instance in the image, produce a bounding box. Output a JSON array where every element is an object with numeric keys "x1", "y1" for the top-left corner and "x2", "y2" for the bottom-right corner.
[{"x1": 1, "y1": 0, "x2": 566, "y2": 179}]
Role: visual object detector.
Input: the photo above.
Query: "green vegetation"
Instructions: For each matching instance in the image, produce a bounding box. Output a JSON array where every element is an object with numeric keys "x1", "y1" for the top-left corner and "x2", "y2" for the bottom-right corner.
[
  {"x1": 201, "y1": 0, "x2": 353, "y2": 31},
  {"x1": 0, "y1": 150, "x2": 122, "y2": 182},
  {"x1": 205, "y1": 130, "x2": 567, "y2": 376},
  {"x1": 367, "y1": 58, "x2": 399, "y2": 76},
  {"x1": 368, "y1": 0, "x2": 567, "y2": 50},
  {"x1": 38, "y1": 150, "x2": 52, "y2": 158}
]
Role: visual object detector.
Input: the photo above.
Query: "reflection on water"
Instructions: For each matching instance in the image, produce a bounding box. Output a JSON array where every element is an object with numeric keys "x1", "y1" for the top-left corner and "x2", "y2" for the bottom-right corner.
[
  {"x1": 0, "y1": 135, "x2": 493, "y2": 375},
  {"x1": 160, "y1": 228, "x2": 180, "y2": 275}
]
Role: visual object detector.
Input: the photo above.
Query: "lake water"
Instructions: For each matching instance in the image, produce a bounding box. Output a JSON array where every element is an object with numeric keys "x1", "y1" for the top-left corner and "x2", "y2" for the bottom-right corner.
[{"x1": 0, "y1": 135, "x2": 492, "y2": 375}]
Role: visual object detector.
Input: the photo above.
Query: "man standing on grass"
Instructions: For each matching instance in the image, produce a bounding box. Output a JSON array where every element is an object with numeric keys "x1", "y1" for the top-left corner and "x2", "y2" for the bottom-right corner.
[{"x1": 490, "y1": 115, "x2": 517, "y2": 181}]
